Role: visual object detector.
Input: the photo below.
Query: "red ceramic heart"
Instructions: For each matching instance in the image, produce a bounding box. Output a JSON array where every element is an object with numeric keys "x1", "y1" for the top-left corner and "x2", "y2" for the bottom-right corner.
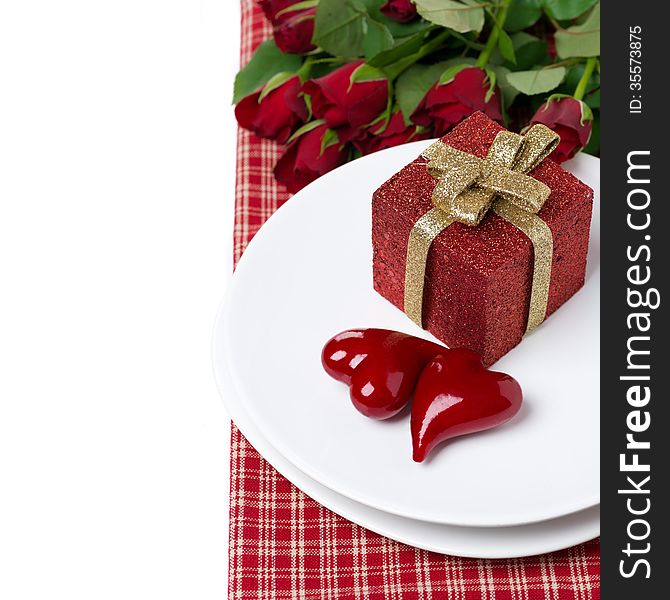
[
  {"x1": 411, "y1": 349, "x2": 523, "y2": 462},
  {"x1": 322, "y1": 328, "x2": 444, "y2": 419}
]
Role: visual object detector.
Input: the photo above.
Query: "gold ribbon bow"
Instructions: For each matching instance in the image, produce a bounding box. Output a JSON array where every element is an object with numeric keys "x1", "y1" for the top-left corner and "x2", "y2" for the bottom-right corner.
[{"x1": 404, "y1": 124, "x2": 560, "y2": 333}]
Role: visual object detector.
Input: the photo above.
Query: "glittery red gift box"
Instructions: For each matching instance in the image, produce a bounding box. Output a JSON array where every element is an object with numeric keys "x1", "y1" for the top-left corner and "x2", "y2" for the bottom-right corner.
[{"x1": 372, "y1": 112, "x2": 593, "y2": 366}]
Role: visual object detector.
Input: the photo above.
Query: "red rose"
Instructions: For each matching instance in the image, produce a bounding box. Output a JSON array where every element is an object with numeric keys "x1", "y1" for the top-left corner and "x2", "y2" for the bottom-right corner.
[
  {"x1": 235, "y1": 75, "x2": 308, "y2": 143},
  {"x1": 411, "y1": 67, "x2": 502, "y2": 136},
  {"x1": 529, "y1": 97, "x2": 593, "y2": 163},
  {"x1": 380, "y1": 0, "x2": 418, "y2": 23},
  {"x1": 353, "y1": 111, "x2": 430, "y2": 155},
  {"x1": 274, "y1": 124, "x2": 349, "y2": 193},
  {"x1": 257, "y1": 0, "x2": 294, "y2": 19},
  {"x1": 273, "y1": 7, "x2": 316, "y2": 54},
  {"x1": 257, "y1": 1, "x2": 316, "y2": 54},
  {"x1": 258, "y1": 0, "x2": 301, "y2": 21},
  {"x1": 303, "y1": 61, "x2": 389, "y2": 130}
]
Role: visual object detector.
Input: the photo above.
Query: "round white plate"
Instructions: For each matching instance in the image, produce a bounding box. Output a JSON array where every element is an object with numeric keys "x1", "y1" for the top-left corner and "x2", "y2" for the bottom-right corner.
[
  {"x1": 221, "y1": 141, "x2": 599, "y2": 527},
  {"x1": 213, "y1": 336, "x2": 600, "y2": 558}
]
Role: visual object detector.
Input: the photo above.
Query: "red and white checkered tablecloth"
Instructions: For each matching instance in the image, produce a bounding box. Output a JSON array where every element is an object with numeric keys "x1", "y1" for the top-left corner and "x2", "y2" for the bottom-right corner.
[{"x1": 229, "y1": 2, "x2": 600, "y2": 598}]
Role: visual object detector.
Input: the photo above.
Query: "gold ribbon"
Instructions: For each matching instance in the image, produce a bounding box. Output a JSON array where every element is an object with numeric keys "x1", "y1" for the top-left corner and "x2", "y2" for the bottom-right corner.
[{"x1": 404, "y1": 124, "x2": 560, "y2": 334}]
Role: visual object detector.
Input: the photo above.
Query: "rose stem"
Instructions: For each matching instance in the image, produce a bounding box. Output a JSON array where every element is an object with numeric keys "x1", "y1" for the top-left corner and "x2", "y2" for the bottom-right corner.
[
  {"x1": 476, "y1": 0, "x2": 512, "y2": 68},
  {"x1": 573, "y1": 57, "x2": 598, "y2": 101}
]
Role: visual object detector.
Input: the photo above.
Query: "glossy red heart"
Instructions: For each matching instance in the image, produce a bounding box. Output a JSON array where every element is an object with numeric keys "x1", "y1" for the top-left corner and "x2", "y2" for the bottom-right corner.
[
  {"x1": 322, "y1": 328, "x2": 444, "y2": 419},
  {"x1": 411, "y1": 349, "x2": 523, "y2": 462}
]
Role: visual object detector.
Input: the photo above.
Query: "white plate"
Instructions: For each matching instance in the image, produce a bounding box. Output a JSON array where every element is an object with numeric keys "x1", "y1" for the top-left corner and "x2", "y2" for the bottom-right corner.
[
  {"x1": 221, "y1": 141, "x2": 599, "y2": 527},
  {"x1": 213, "y1": 335, "x2": 600, "y2": 558}
]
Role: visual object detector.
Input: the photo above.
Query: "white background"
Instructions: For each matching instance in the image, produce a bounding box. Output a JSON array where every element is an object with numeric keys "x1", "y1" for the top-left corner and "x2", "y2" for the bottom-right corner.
[{"x1": 0, "y1": 1, "x2": 238, "y2": 597}]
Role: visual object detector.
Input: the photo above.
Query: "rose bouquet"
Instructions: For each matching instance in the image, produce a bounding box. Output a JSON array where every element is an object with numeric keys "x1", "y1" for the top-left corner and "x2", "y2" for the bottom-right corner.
[{"x1": 234, "y1": 0, "x2": 600, "y2": 194}]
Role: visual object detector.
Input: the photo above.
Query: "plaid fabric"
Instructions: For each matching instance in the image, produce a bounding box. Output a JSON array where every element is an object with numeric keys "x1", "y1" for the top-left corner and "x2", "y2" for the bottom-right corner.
[{"x1": 229, "y1": 2, "x2": 600, "y2": 598}]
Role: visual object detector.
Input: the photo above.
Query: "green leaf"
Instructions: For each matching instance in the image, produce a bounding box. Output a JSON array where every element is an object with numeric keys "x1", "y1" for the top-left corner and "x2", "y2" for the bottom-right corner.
[
  {"x1": 505, "y1": 0, "x2": 542, "y2": 32},
  {"x1": 486, "y1": 32, "x2": 549, "y2": 71},
  {"x1": 490, "y1": 65, "x2": 519, "y2": 109},
  {"x1": 543, "y1": 0, "x2": 598, "y2": 20},
  {"x1": 233, "y1": 40, "x2": 303, "y2": 104},
  {"x1": 497, "y1": 29, "x2": 516, "y2": 64},
  {"x1": 307, "y1": 59, "x2": 344, "y2": 80},
  {"x1": 506, "y1": 67, "x2": 566, "y2": 95},
  {"x1": 414, "y1": 0, "x2": 485, "y2": 33},
  {"x1": 555, "y1": 3, "x2": 600, "y2": 59},
  {"x1": 396, "y1": 61, "x2": 449, "y2": 122},
  {"x1": 367, "y1": 28, "x2": 431, "y2": 68},
  {"x1": 286, "y1": 119, "x2": 326, "y2": 144},
  {"x1": 313, "y1": 0, "x2": 366, "y2": 58},
  {"x1": 314, "y1": 0, "x2": 394, "y2": 59},
  {"x1": 350, "y1": 63, "x2": 388, "y2": 84},
  {"x1": 510, "y1": 32, "x2": 548, "y2": 70},
  {"x1": 363, "y1": 17, "x2": 395, "y2": 59}
]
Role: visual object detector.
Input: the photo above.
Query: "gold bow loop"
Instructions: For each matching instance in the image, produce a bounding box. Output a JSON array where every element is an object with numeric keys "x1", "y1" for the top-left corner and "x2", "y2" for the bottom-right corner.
[
  {"x1": 420, "y1": 124, "x2": 560, "y2": 226},
  {"x1": 404, "y1": 123, "x2": 561, "y2": 334}
]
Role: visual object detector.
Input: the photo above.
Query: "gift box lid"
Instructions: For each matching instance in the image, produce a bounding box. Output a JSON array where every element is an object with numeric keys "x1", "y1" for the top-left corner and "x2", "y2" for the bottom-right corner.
[{"x1": 374, "y1": 112, "x2": 594, "y2": 277}]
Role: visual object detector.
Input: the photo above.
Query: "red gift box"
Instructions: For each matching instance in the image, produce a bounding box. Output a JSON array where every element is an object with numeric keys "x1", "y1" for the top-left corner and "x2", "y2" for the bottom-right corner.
[{"x1": 372, "y1": 112, "x2": 594, "y2": 366}]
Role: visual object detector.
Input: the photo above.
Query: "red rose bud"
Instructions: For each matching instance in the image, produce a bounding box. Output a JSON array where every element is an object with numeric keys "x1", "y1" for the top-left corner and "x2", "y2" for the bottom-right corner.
[
  {"x1": 257, "y1": 0, "x2": 297, "y2": 20},
  {"x1": 303, "y1": 61, "x2": 389, "y2": 130},
  {"x1": 353, "y1": 111, "x2": 430, "y2": 155},
  {"x1": 274, "y1": 124, "x2": 349, "y2": 193},
  {"x1": 380, "y1": 0, "x2": 418, "y2": 23},
  {"x1": 235, "y1": 75, "x2": 308, "y2": 143},
  {"x1": 411, "y1": 67, "x2": 502, "y2": 136},
  {"x1": 529, "y1": 97, "x2": 593, "y2": 163},
  {"x1": 273, "y1": 7, "x2": 316, "y2": 54}
]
